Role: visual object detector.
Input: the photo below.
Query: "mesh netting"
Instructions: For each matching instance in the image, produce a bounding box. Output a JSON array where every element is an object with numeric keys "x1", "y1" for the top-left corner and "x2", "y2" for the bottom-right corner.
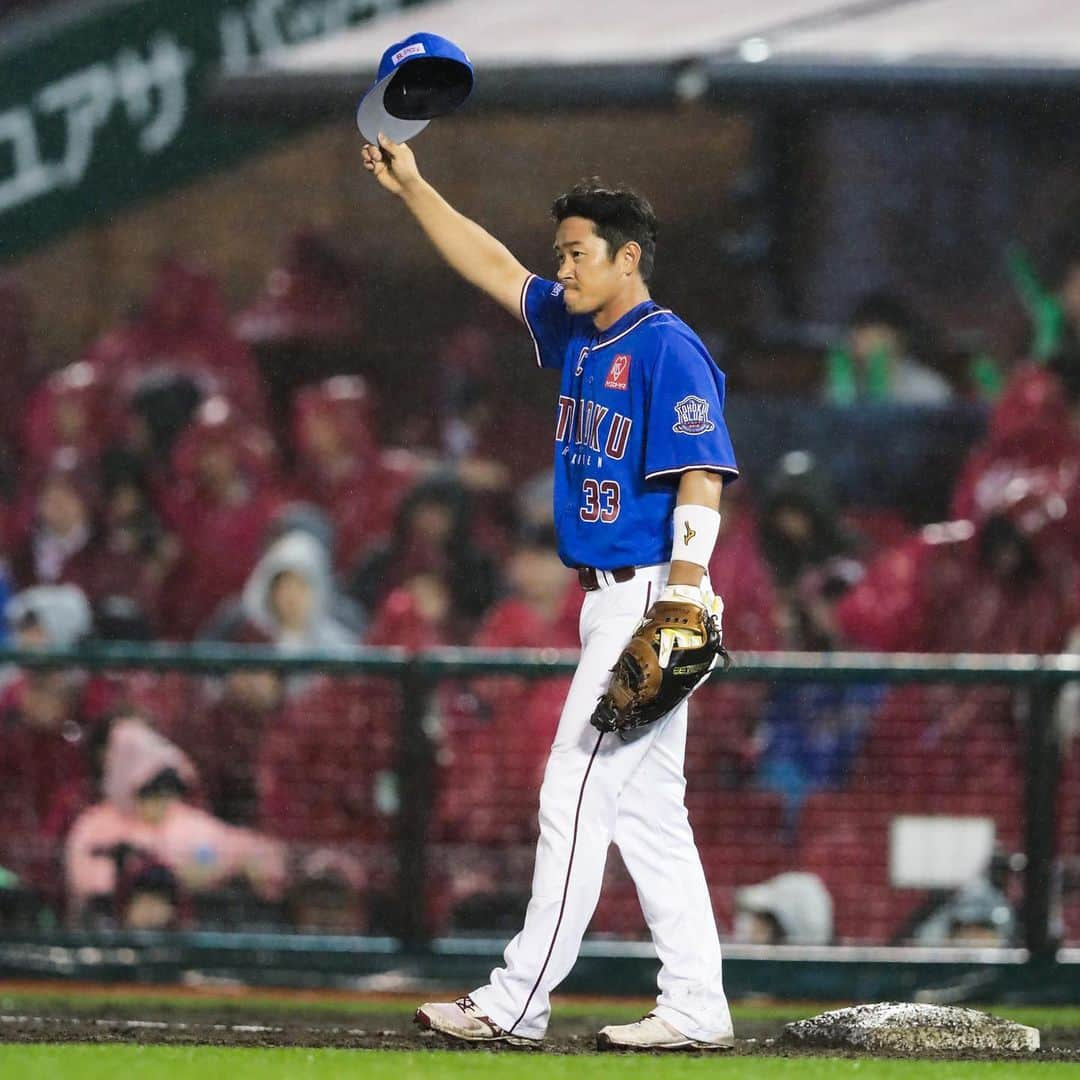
[{"x1": 0, "y1": 656, "x2": 1068, "y2": 948}]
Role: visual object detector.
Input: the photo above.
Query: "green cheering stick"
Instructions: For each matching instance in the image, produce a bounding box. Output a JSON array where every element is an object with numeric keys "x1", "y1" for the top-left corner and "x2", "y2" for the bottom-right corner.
[
  {"x1": 825, "y1": 345, "x2": 893, "y2": 404},
  {"x1": 1006, "y1": 243, "x2": 1065, "y2": 362}
]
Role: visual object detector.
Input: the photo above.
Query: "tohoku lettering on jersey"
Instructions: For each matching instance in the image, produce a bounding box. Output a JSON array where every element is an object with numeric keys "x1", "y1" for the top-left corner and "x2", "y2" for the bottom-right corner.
[
  {"x1": 520, "y1": 274, "x2": 738, "y2": 571},
  {"x1": 554, "y1": 396, "x2": 634, "y2": 459}
]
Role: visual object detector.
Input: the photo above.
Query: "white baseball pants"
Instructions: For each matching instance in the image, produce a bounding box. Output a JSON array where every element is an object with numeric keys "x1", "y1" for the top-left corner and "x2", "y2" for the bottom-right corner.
[{"x1": 469, "y1": 563, "x2": 732, "y2": 1042}]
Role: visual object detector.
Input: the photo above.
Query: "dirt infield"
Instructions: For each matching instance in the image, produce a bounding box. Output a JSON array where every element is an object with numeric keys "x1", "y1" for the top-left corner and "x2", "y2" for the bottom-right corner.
[{"x1": 1, "y1": 1003, "x2": 1079, "y2": 1061}]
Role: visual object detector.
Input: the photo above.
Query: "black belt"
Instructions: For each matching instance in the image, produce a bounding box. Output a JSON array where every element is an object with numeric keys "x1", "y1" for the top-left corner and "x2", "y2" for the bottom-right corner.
[{"x1": 578, "y1": 566, "x2": 636, "y2": 591}]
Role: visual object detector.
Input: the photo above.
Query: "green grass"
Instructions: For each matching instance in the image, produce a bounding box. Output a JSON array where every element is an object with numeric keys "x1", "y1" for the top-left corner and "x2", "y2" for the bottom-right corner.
[
  {"x1": 0, "y1": 985, "x2": 1077, "y2": 1077},
  {"x1": 0, "y1": 1046, "x2": 1075, "y2": 1080}
]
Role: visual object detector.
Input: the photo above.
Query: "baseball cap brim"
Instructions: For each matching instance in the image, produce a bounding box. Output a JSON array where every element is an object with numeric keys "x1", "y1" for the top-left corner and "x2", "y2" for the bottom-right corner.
[{"x1": 357, "y1": 70, "x2": 431, "y2": 145}]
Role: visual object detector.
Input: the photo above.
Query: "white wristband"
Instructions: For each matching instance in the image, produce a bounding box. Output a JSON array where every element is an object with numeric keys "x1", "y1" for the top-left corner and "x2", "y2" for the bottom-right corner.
[
  {"x1": 658, "y1": 583, "x2": 705, "y2": 608},
  {"x1": 671, "y1": 504, "x2": 721, "y2": 570}
]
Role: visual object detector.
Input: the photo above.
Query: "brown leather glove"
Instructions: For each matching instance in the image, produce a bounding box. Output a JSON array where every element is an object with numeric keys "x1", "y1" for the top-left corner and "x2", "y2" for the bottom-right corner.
[{"x1": 591, "y1": 592, "x2": 724, "y2": 734}]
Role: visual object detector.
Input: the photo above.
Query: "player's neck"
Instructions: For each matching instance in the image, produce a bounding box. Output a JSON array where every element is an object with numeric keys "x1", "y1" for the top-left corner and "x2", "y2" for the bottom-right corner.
[{"x1": 591, "y1": 281, "x2": 652, "y2": 333}]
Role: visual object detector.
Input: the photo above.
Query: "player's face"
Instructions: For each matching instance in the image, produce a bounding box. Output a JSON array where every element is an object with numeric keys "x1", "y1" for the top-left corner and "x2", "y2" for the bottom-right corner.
[{"x1": 553, "y1": 217, "x2": 624, "y2": 316}]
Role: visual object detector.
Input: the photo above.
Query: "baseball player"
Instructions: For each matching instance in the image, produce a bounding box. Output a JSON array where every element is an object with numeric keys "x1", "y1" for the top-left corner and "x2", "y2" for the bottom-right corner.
[{"x1": 362, "y1": 132, "x2": 738, "y2": 1051}]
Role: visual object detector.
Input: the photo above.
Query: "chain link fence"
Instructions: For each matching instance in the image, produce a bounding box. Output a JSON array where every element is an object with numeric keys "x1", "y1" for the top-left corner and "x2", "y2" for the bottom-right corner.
[{"x1": 0, "y1": 645, "x2": 1076, "y2": 962}]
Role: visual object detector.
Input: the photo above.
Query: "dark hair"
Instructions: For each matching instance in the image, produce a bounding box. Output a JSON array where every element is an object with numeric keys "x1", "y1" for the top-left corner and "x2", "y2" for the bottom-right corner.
[
  {"x1": 551, "y1": 180, "x2": 658, "y2": 283},
  {"x1": 848, "y1": 291, "x2": 915, "y2": 339},
  {"x1": 136, "y1": 766, "x2": 188, "y2": 800},
  {"x1": 127, "y1": 863, "x2": 180, "y2": 906},
  {"x1": 130, "y1": 371, "x2": 203, "y2": 462}
]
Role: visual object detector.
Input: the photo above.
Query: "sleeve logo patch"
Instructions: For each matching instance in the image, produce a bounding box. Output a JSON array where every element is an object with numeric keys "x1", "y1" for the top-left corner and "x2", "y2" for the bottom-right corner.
[
  {"x1": 604, "y1": 353, "x2": 631, "y2": 390},
  {"x1": 550, "y1": 282, "x2": 565, "y2": 296},
  {"x1": 672, "y1": 395, "x2": 716, "y2": 435}
]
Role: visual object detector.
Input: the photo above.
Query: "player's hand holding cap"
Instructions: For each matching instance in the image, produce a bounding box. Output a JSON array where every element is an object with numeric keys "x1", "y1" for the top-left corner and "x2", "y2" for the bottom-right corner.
[{"x1": 357, "y1": 32, "x2": 473, "y2": 144}]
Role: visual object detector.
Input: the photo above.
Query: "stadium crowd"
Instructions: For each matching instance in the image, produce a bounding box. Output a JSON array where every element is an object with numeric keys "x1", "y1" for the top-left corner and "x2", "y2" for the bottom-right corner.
[{"x1": 0, "y1": 224, "x2": 1078, "y2": 944}]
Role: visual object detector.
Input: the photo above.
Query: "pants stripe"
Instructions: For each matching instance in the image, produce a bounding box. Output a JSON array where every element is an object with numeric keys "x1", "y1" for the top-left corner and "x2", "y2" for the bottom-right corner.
[{"x1": 507, "y1": 729, "x2": 605, "y2": 1034}]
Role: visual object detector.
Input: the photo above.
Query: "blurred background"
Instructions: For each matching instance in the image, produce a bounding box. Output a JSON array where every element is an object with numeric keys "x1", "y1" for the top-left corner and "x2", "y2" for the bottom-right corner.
[{"x1": 1, "y1": 0, "x2": 1080, "y2": 1000}]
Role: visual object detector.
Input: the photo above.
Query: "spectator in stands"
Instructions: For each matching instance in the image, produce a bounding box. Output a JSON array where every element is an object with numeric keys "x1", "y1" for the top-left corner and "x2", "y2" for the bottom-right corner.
[
  {"x1": 158, "y1": 398, "x2": 283, "y2": 639},
  {"x1": 836, "y1": 476, "x2": 1078, "y2": 801},
  {"x1": 824, "y1": 291, "x2": 953, "y2": 406},
  {"x1": 839, "y1": 473, "x2": 1077, "y2": 657},
  {"x1": 78, "y1": 849, "x2": 186, "y2": 932},
  {"x1": 168, "y1": 651, "x2": 285, "y2": 828},
  {"x1": 12, "y1": 455, "x2": 98, "y2": 590},
  {"x1": 425, "y1": 527, "x2": 581, "y2": 931},
  {"x1": 234, "y1": 230, "x2": 367, "y2": 350},
  {"x1": 287, "y1": 862, "x2": 366, "y2": 935},
  {"x1": 84, "y1": 259, "x2": 268, "y2": 427},
  {"x1": 436, "y1": 330, "x2": 552, "y2": 558},
  {"x1": 706, "y1": 482, "x2": 781, "y2": 652},
  {"x1": 440, "y1": 376, "x2": 518, "y2": 558},
  {"x1": 754, "y1": 681, "x2": 883, "y2": 831},
  {"x1": 239, "y1": 529, "x2": 356, "y2": 655},
  {"x1": 0, "y1": 585, "x2": 95, "y2": 907},
  {"x1": 290, "y1": 376, "x2": 420, "y2": 572},
  {"x1": 65, "y1": 717, "x2": 286, "y2": 924},
  {"x1": 199, "y1": 502, "x2": 366, "y2": 643},
  {"x1": 255, "y1": 581, "x2": 447, "y2": 932},
  {"x1": 269, "y1": 503, "x2": 367, "y2": 633},
  {"x1": 12, "y1": 450, "x2": 176, "y2": 633},
  {"x1": 733, "y1": 871, "x2": 834, "y2": 946},
  {"x1": 757, "y1": 451, "x2": 862, "y2": 649},
  {"x1": 753, "y1": 455, "x2": 878, "y2": 823},
  {"x1": 1018, "y1": 228, "x2": 1080, "y2": 365},
  {"x1": 118, "y1": 860, "x2": 184, "y2": 931},
  {"x1": 255, "y1": 675, "x2": 396, "y2": 917},
  {"x1": 21, "y1": 362, "x2": 114, "y2": 471},
  {"x1": 125, "y1": 370, "x2": 204, "y2": 478},
  {"x1": 6, "y1": 582, "x2": 92, "y2": 652},
  {"x1": 84, "y1": 449, "x2": 178, "y2": 635},
  {"x1": 951, "y1": 364, "x2": 1080, "y2": 549},
  {"x1": 349, "y1": 475, "x2": 498, "y2": 642},
  {"x1": 367, "y1": 576, "x2": 452, "y2": 652},
  {"x1": 234, "y1": 232, "x2": 370, "y2": 452},
  {"x1": 911, "y1": 875, "x2": 1016, "y2": 947},
  {"x1": 439, "y1": 326, "x2": 502, "y2": 460},
  {"x1": 434, "y1": 526, "x2": 579, "y2": 849},
  {"x1": 474, "y1": 524, "x2": 580, "y2": 652}
]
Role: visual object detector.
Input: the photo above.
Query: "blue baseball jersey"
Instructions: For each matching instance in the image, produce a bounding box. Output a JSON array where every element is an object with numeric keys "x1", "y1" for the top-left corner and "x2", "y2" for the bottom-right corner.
[{"x1": 520, "y1": 274, "x2": 739, "y2": 570}]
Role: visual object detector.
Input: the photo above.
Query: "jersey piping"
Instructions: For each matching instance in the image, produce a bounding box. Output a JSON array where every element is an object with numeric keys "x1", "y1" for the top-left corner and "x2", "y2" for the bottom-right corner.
[
  {"x1": 645, "y1": 463, "x2": 741, "y2": 482},
  {"x1": 521, "y1": 273, "x2": 544, "y2": 368},
  {"x1": 521, "y1": 274, "x2": 672, "y2": 365},
  {"x1": 589, "y1": 307, "x2": 672, "y2": 350}
]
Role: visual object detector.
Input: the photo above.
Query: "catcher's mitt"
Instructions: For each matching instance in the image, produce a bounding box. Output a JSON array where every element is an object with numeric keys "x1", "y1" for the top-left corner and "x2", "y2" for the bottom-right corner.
[{"x1": 590, "y1": 586, "x2": 729, "y2": 735}]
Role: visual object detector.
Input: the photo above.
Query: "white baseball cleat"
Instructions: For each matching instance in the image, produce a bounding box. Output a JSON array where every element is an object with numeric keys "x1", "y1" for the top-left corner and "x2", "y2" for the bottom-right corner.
[
  {"x1": 414, "y1": 995, "x2": 540, "y2": 1047},
  {"x1": 597, "y1": 1013, "x2": 735, "y2": 1051}
]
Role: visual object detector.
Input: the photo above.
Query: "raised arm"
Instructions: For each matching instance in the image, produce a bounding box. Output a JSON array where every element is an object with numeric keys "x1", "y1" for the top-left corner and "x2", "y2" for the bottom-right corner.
[{"x1": 362, "y1": 133, "x2": 531, "y2": 320}]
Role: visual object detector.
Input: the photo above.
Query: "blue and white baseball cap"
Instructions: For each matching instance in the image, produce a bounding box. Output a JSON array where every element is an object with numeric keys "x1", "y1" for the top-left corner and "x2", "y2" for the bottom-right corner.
[{"x1": 356, "y1": 32, "x2": 474, "y2": 144}]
